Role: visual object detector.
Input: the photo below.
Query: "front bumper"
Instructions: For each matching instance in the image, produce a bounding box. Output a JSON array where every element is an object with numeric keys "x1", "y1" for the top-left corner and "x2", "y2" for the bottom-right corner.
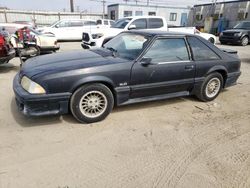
[
  {"x1": 0, "y1": 49, "x2": 16, "y2": 64},
  {"x1": 13, "y1": 74, "x2": 71, "y2": 116},
  {"x1": 219, "y1": 35, "x2": 242, "y2": 44}
]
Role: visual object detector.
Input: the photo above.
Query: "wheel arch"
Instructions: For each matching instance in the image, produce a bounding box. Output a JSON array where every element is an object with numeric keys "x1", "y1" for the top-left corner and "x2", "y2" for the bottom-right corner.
[
  {"x1": 70, "y1": 76, "x2": 116, "y2": 103},
  {"x1": 206, "y1": 66, "x2": 228, "y2": 87}
]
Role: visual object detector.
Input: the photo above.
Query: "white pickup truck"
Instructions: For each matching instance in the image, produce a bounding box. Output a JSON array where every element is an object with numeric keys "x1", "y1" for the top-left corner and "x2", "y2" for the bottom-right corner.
[{"x1": 81, "y1": 16, "x2": 216, "y2": 49}]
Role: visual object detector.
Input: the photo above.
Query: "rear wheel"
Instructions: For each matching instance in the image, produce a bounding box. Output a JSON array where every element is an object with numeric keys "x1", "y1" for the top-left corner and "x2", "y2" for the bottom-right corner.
[
  {"x1": 70, "y1": 83, "x2": 114, "y2": 123},
  {"x1": 240, "y1": 36, "x2": 249, "y2": 46},
  {"x1": 196, "y1": 72, "x2": 223, "y2": 102},
  {"x1": 208, "y1": 37, "x2": 215, "y2": 44}
]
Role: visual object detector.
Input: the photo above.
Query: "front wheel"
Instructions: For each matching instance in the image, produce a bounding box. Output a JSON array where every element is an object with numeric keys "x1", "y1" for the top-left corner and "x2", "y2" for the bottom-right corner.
[
  {"x1": 196, "y1": 72, "x2": 223, "y2": 102},
  {"x1": 70, "y1": 83, "x2": 114, "y2": 123}
]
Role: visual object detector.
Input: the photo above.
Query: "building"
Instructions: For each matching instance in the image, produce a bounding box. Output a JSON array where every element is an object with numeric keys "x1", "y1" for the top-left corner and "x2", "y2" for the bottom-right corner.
[
  {"x1": 107, "y1": 3, "x2": 190, "y2": 26},
  {"x1": 189, "y1": 0, "x2": 250, "y2": 34}
]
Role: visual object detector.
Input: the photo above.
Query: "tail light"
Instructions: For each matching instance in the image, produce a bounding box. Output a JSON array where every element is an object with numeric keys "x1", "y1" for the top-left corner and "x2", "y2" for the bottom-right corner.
[
  {"x1": 0, "y1": 35, "x2": 7, "y2": 56},
  {"x1": 0, "y1": 35, "x2": 5, "y2": 47}
]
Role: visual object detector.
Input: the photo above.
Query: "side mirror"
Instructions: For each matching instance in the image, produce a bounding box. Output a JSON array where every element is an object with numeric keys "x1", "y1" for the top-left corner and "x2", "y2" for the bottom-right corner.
[
  {"x1": 128, "y1": 24, "x2": 136, "y2": 30},
  {"x1": 54, "y1": 25, "x2": 59, "y2": 28},
  {"x1": 140, "y1": 57, "x2": 152, "y2": 66}
]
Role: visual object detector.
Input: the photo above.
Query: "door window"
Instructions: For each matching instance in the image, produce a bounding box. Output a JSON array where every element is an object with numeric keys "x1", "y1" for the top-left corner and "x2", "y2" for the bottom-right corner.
[
  {"x1": 187, "y1": 37, "x2": 220, "y2": 61},
  {"x1": 69, "y1": 20, "x2": 84, "y2": 27},
  {"x1": 148, "y1": 18, "x2": 163, "y2": 28},
  {"x1": 130, "y1": 18, "x2": 147, "y2": 29},
  {"x1": 104, "y1": 20, "x2": 109, "y2": 25},
  {"x1": 144, "y1": 38, "x2": 189, "y2": 63}
]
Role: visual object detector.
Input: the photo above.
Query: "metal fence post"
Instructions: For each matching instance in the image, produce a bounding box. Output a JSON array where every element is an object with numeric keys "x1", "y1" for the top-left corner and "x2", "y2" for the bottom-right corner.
[{"x1": 4, "y1": 10, "x2": 8, "y2": 23}]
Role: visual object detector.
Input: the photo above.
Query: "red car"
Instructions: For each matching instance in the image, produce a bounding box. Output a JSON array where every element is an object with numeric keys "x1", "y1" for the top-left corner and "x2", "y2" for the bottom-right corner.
[{"x1": 0, "y1": 28, "x2": 15, "y2": 64}]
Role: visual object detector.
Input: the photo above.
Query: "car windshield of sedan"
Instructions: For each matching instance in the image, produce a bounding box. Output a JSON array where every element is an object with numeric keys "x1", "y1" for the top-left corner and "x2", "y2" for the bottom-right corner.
[
  {"x1": 103, "y1": 33, "x2": 149, "y2": 60},
  {"x1": 111, "y1": 18, "x2": 132, "y2": 29},
  {"x1": 234, "y1": 22, "x2": 250, "y2": 29}
]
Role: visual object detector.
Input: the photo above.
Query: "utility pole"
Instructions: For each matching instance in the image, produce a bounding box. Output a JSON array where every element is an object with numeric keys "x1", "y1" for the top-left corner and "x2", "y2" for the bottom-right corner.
[
  {"x1": 70, "y1": 0, "x2": 74, "y2": 12},
  {"x1": 90, "y1": 0, "x2": 106, "y2": 19}
]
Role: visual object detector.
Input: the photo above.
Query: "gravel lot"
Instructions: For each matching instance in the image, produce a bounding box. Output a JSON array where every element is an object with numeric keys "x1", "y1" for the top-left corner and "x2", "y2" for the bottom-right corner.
[{"x1": 0, "y1": 42, "x2": 250, "y2": 188}]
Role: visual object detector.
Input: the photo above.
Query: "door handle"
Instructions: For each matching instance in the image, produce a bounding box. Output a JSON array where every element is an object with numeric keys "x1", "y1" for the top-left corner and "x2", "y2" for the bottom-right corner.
[{"x1": 185, "y1": 65, "x2": 194, "y2": 70}]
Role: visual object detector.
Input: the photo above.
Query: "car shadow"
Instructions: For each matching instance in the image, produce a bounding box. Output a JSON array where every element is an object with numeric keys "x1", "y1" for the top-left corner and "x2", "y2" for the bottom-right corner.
[
  {"x1": 0, "y1": 63, "x2": 20, "y2": 73},
  {"x1": 112, "y1": 96, "x2": 189, "y2": 114},
  {"x1": 11, "y1": 98, "x2": 63, "y2": 127}
]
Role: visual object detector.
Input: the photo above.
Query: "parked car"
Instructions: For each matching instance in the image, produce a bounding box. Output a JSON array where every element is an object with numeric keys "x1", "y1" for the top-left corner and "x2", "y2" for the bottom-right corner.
[
  {"x1": 0, "y1": 28, "x2": 15, "y2": 64},
  {"x1": 81, "y1": 16, "x2": 217, "y2": 49},
  {"x1": 13, "y1": 31, "x2": 241, "y2": 123},
  {"x1": 219, "y1": 21, "x2": 250, "y2": 46},
  {"x1": 37, "y1": 19, "x2": 98, "y2": 40},
  {"x1": 168, "y1": 26, "x2": 217, "y2": 44},
  {"x1": 81, "y1": 16, "x2": 168, "y2": 49}
]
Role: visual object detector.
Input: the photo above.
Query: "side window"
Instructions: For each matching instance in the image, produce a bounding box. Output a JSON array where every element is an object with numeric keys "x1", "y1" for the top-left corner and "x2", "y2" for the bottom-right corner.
[
  {"x1": 148, "y1": 18, "x2": 163, "y2": 29},
  {"x1": 130, "y1": 18, "x2": 147, "y2": 29},
  {"x1": 84, "y1": 21, "x2": 97, "y2": 26},
  {"x1": 144, "y1": 38, "x2": 189, "y2": 63},
  {"x1": 56, "y1": 21, "x2": 70, "y2": 28},
  {"x1": 69, "y1": 21, "x2": 84, "y2": 27},
  {"x1": 187, "y1": 37, "x2": 220, "y2": 61},
  {"x1": 104, "y1": 20, "x2": 109, "y2": 25}
]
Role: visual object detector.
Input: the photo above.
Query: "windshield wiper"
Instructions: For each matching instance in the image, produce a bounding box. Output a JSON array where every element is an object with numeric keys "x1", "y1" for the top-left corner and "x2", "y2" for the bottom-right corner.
[{"x1": 106, "y1": 47, "x2": 118, "y2": 57}]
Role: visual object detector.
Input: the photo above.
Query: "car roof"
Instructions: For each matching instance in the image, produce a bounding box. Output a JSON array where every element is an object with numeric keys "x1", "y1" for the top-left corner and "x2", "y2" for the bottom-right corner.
[
  {"x1": 123, "y1": 29, "x2": 195, "y2": 37},
  {"x1": 125, "y1": 16, "x2": 165, "y2": 19}
]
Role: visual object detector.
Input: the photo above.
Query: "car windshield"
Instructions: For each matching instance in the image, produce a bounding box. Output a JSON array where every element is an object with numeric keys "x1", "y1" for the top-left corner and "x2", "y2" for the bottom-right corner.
[
  {"x1": 103, "y1": 32, "x2": 149, "y2": 60},
  {"x1": 111, "y1": 18, "x2": 132, "y2": 29},
  {"x1": 234, "y1": 22, "x2": 250, "y2": 29}
]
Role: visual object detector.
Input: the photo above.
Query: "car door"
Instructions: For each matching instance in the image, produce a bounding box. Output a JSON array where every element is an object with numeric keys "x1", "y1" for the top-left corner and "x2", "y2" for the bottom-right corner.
[
  {"x1": 53, "y1": 20, "x2": 71, "y2": 40},
  {"x1": 130, "y1": 37, "x2": 195, "y2": 98}
]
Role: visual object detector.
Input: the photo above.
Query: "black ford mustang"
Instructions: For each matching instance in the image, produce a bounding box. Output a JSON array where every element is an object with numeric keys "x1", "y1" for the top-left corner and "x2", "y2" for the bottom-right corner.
[{"x1": 13, "y1": 30, "x2": 241, "y2": 123}]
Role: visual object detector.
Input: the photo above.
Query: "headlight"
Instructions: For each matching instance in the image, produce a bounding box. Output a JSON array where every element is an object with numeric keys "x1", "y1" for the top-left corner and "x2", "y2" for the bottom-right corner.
[
  {"x1": 91, "y1": 33, "x2": 103, "y2": 39},
  {"x1": 21, "y1": 76, "x2": 46, "y2": 94},
  {"x1": 234, "y1": 32, "x2": 241, "y2": 37}
]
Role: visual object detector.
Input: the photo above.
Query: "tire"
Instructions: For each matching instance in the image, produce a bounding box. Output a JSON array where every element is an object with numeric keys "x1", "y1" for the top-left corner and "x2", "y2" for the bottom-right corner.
[
  {"x1": 208, "y1": 37, "x2": 215, "y2": 44},
  {"x1": 240, "y1": 36, "x2": 249, "y2": 46},
  {"x1": 70, "y1": 83, "x2": 114, "y2": 123},
  {"x1": 196, "y1": 72, "x2": 223, "y2": 102}
]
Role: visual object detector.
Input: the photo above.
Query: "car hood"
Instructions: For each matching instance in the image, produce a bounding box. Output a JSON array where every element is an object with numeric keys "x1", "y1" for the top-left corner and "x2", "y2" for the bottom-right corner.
[
  {"x1": 89, "y1": 27, "x2": 123, "y2": 36},
  {"x1": 21, "y1": 50, "x2": 115, "y2": 79},
  {"x1": 223, "y1": 29, "x2": 247, "y2": 33}
]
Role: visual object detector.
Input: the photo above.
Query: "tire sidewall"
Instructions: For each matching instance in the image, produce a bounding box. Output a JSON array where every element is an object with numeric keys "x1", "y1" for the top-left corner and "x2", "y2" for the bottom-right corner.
[
  {"x1": 199, "y1": 73, "x2": 223, "y2": 102},
  {"x1": 241, "y1": 36, "x2": 249, "y2": 46},
  {"x1": 70, "y1": 84, "x2": 114, "y2": 123}
]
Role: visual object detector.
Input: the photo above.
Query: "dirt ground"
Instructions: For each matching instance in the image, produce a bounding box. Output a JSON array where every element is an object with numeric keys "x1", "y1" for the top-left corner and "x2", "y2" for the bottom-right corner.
[{"x1": 0, "y1": 42, "x2": 250, "y2": 188}]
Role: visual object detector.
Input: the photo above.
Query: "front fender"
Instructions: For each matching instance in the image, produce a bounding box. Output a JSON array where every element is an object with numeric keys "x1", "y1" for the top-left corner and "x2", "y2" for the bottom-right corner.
[{"x1": 70, "y1": 75, "x2": 115, "y2": 92}]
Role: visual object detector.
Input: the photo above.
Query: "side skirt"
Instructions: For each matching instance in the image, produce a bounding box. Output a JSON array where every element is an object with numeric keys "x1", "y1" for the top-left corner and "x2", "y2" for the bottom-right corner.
[{"x1": 118, "y1": 91, "x2": 190, "y2": 106}]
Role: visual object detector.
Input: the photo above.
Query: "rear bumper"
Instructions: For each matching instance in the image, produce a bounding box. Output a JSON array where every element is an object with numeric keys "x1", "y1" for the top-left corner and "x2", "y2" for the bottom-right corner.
[
  {"x1": 0, "y1": 49, "x2": 15, "y2": 64},
  {"x1": 224, "y1": 71, "x2": 241, "y2": 88},
  {"x1": 13, "y1": 74, "x2": 71, "y2": 116}
]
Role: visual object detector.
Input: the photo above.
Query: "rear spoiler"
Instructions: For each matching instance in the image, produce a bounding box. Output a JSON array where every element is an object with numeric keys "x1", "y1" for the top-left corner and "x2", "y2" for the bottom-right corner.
[
  {"x1": 220, "y1": 48, "x2": 239, "y2": 58},
  {"x1": 220, "y1": 48, "x2": 238, "y2": 54}
]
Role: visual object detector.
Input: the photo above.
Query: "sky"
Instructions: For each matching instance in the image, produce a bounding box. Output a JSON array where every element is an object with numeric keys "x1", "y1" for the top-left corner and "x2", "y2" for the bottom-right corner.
[{"x1": 0, "y1": 0, "x2": 227, "y2": 13}]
